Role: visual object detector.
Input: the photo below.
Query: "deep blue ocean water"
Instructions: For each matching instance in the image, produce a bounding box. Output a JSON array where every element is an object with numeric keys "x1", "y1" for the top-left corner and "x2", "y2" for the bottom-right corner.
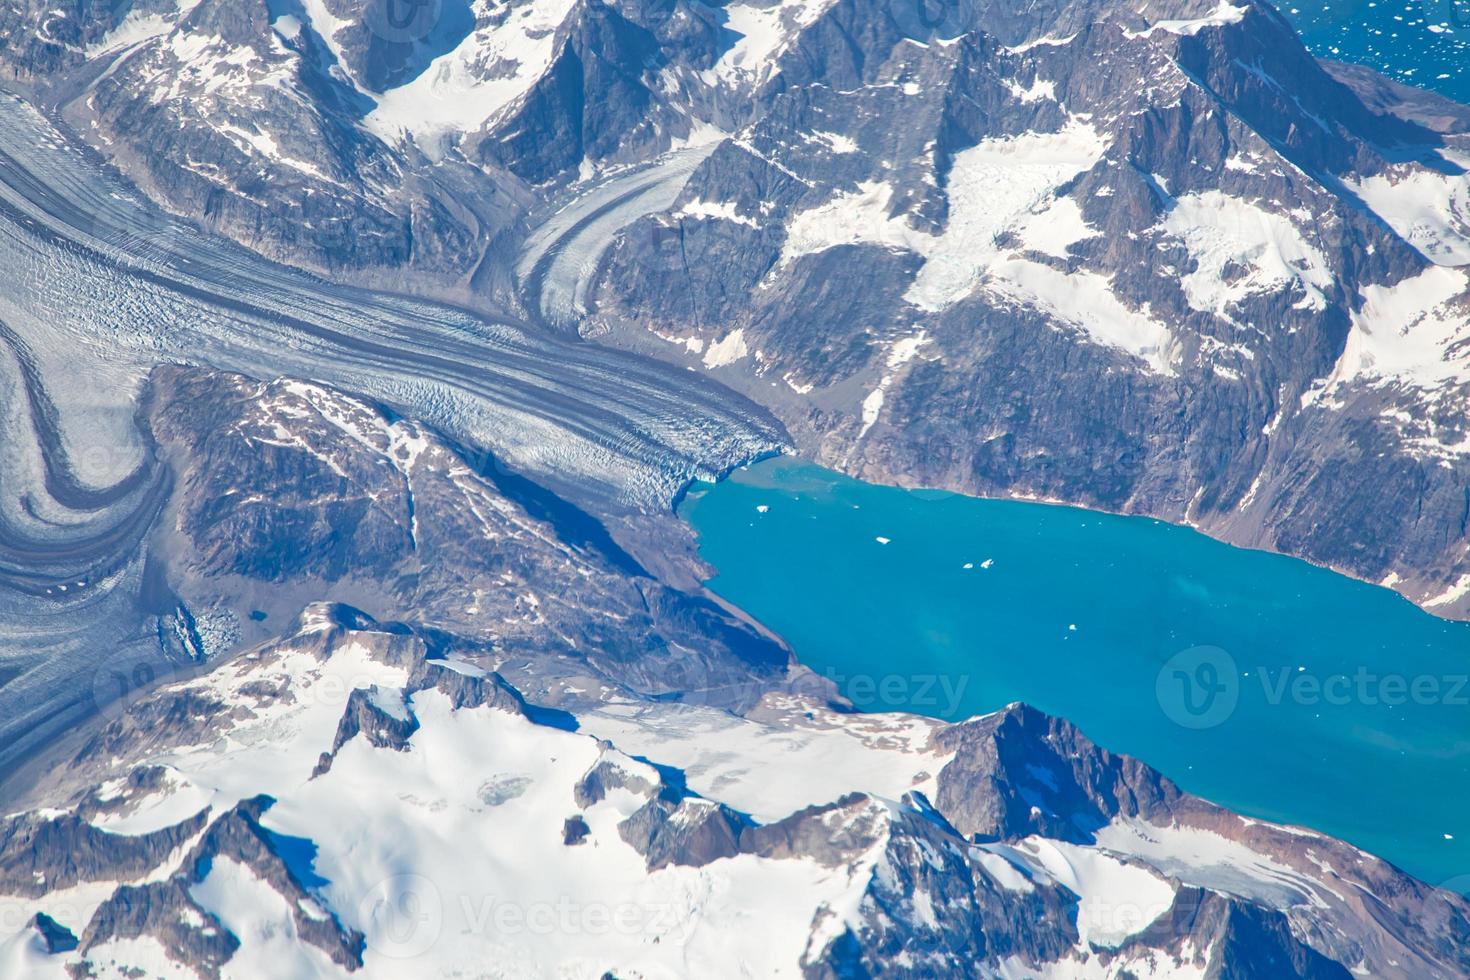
[
  {"x1": 681, "y1": 458, "x2": 1470, "y2": 891},
  {"x1": 1286, "y1": 0, "x2": 1470, "y2": 103}
]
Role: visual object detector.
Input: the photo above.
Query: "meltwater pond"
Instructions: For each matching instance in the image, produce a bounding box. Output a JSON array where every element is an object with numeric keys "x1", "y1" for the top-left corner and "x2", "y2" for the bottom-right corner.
[{"x1": 680, "y1": 458, "x2": 1470, "y2": 890}]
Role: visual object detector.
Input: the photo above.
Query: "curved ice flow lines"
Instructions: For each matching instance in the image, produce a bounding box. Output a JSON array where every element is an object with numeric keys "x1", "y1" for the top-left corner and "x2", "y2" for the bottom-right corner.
[
  {"x1": 0, "y1": 95, "x2": 783, "y2": 513},
  {"x1": 516, "y1": 145, "x2": 719, "y2": 332},
  {"x1": 0, "y1": 91, "x2": 785, "y2": 780}
]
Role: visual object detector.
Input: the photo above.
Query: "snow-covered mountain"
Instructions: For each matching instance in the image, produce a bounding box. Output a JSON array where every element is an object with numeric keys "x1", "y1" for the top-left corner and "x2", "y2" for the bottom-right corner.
[
  {"x1": 590, "y1": 0, "x2": 1470, "y2": 616},
  {"x1": 2, "y1": 0, "x2": 1467, "y2": 617},
  {"x1": 1, "y1": 370, "x2": 1466, "y2": 979},
  {"x1": 3, "y1": 1, "x2": 1470, "y2": 975}
]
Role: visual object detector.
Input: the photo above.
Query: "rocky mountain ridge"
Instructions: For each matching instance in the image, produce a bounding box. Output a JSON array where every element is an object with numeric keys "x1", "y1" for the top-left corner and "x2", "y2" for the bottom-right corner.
[
  {"x1": 590, "y1": 0, "x2": 1470, "y2": 616},
  {"x1": 0, "y1": 3, "x2": 1467, "y2": 974},
  {"x1": 4, "y1": 592, "x2": 1468, "y2": 978},
  {"x1": 0, "y1": 365, "x2": 1462, "y2": 978},
  {"x1": 1, "y1": 0, "x2": 1466, "y2": 617}
]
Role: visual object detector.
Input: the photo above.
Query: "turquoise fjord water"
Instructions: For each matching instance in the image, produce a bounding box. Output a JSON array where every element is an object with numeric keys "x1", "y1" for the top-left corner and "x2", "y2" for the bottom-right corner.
[
  {"x1": 1285, "y1": 0, "x2": 1470, "y2": 103},
  {"x1": 680, "y1": 458, "x2": 1470, "y2": 891}
]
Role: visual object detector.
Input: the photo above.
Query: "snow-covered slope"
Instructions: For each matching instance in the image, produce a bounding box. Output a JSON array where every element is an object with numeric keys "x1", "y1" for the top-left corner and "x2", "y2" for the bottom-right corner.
[
  {"x1": 1, "y1": 3, "x2": 1470, "y2": 972},
  {"x1": 578, "y1": 0, "x2": 1470, "y2": 618},
  {"x1": 4, "y1": 600, "x2": 1466, "y2": 978},
  {"x1": 0, "y1": 367, "x2": 1460, "y2": 979}
]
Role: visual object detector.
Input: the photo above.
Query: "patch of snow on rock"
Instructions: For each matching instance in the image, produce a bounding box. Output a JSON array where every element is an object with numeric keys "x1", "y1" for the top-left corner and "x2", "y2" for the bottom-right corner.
[
  {"x1": 704, "y1": 328, "x2": 751, "y2": 368},
  {"x1": 1332, "y1": 265, "x2": 1470, "y2": 389},
  {"x1": 364, "y1": 0, "x2": 581, "y2": 146},
  {"x1": 1347, "y1": 158, "x2": 1470, "y2": 267},
  {"x1": 1161, "y1": 191, "x2": 1332, "y2": 314}
]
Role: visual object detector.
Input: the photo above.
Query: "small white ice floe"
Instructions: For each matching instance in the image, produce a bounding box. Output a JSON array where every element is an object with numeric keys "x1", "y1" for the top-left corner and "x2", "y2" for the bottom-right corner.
[
  {"x1": 980, "y1": 559, "x2": 994, "y2": 569},
  {"x1": 756, "y1": 505, "x2": 769, "y2": 513},
  {"x1": 962, "y1": 562, "x2": 974, "y2": 570},
  {"x1": 1068, "y1": 624, "x2": 1077, "y2": 631},
  {"x1": 875, "y1": 536, "x2": 891, "y2": 545},
  {"x1": 1447, "y1": 834, "x2": 1456, "y2": 840}
]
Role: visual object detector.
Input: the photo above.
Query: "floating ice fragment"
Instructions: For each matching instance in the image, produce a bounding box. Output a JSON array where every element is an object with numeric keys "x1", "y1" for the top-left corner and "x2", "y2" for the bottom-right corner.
[{"x1": 876, "y1": 536, "x2": 891, "y2": 545}]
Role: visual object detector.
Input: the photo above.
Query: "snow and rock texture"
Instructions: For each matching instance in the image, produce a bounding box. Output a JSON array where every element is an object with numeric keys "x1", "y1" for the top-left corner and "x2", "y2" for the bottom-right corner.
[
  {"x1": 0, "y1": 0, "x2": 736, "y2": 286},
  {"x1": 0, "y1": 368, "x2": 1461, "y2": 979},
  {"x1": 8, "y1": 0, "x2": 1465, "y2": 619},
  {"x1": 5, "y1": 0, "x2": 1470, "y2": 611},
  {"x1": 2, "y1": 593, "x2": 1467, "y2": 978},
  {"x1": 584, "y1": 0, "x2": 1470, "y2": 618},
  {"x1": 0, "y1": 87, "x2": 788, "y2": 784},
  {"x1": 0, "y1": 5, "x2": 1469, "y2": 971},
  {"x1": 0, "y1": 360, "x2": 788, "y2": 781}
]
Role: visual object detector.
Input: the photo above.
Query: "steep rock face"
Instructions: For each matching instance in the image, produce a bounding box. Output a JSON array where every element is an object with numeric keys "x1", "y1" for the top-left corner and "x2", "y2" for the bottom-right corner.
[
  {"x1": 143, "y1": 366, "x2": 793, "y2": 701},
  {"x1": 3, "y1": 616, "x2": 1467, "y2": 977},
  {"x1": 81, "y1": 0, "x2": 412, "y2": 265},
  {"x1": 0, "y1": 809, "x2": 209, "y2": 899},
  {"x1": 475, "y1": 0, "x2": 664, "y2": 182},
  {"x1": 3, "y1": 0, "x2": 1466, "y2": 612},
  {"x1": 932, "y1": 704, "x2": 1186, "y2": 844},
  {"x1": 0, "y1": 0, "x2": 510, "y2": 279},
  {"x1": 71, "y1": 795, "x2": 365, "y2": 979},
  {"x1": 0, "y1": 363, "x2": 1461, "y2": 977},
  {"x1": 586, "y1": 0, "x2": 1470, "y2": 616},
  {"x1": 310, "y1": 0, "x2": 480, "y2": 94},
  {"x1": 745, "y1": 792, "x2": 1086, "y2": 976}
]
